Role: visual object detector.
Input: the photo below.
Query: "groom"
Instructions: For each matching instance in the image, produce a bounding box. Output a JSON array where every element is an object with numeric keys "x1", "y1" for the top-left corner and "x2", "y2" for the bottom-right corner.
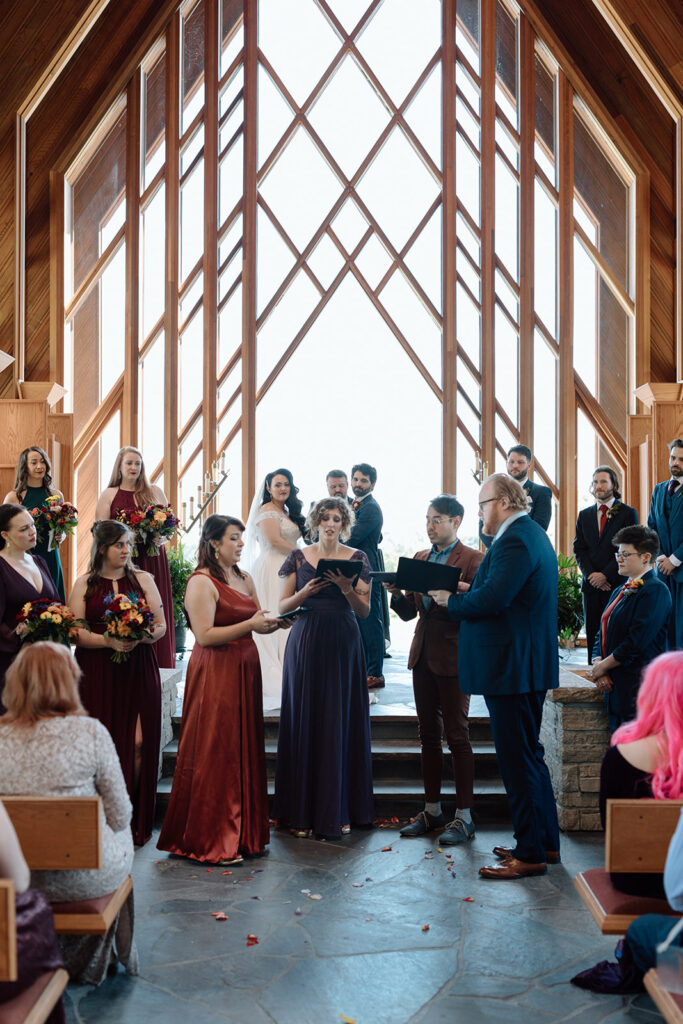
[{"x1": 348, "y1": 463, "x2": 385, "y2": 688}]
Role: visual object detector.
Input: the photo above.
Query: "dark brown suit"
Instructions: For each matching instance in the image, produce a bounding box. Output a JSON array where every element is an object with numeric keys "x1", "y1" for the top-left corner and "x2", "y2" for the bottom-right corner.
[{"x1": 391, "y1": 540, "x2": 484, "y2": 808}]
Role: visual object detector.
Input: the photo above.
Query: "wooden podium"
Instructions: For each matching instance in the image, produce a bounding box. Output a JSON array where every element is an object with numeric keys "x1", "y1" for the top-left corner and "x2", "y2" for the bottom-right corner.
[{"x1": 628, "y1": 383, "x2": 683, "y2": 522}]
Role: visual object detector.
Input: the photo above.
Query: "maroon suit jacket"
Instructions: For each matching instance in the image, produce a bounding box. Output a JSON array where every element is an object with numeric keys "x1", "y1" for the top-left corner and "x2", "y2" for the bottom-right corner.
[{"x1": 390, "y1": 541, "x2": 484, "y2": 675}]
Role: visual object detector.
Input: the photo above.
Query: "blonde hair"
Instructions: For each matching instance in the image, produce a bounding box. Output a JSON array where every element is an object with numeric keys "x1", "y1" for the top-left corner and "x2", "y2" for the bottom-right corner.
[
  {"x1": 307, "y1": 497, "x2": 355, "y2": 542},
  {"x1": 486, "y1": 473, "x2": 531, "y2": 513},
  {"x1": 1, "y1": 642, "x2": 86, "y2": 725},
  {"x1": 107, "y1": 447, "x2": 156, "y2": 506}
]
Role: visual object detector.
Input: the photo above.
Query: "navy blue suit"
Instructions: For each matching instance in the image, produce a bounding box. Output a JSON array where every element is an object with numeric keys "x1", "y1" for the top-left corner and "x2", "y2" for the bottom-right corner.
[
  {"x1": 573, "y1": 500, "x2": 638, "y2": 661},
  {"x1": 592, "y1": 570, "x2": 671, "y2": 731},
  {"x1": 480, "y1": 479, "x2": 552, "y2": 549},
  {"x1": 447, "y1": 514, "x2": 559, "y2": 862},
  {"x1": 348, "y1": 494, "x2": 384, "y2": 677},
  {"x1": 648, "y1": 481, "x2": 683, "y2": 649}
]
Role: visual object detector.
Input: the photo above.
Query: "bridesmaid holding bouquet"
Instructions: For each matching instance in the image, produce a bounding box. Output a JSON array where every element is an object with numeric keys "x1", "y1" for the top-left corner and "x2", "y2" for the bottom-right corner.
[
  {"x1": 96, "y1": 446, "x2": 176, "y2": 667},
  {"x1": 4, "y1": 446, "x2": 67, "y2": 600}
]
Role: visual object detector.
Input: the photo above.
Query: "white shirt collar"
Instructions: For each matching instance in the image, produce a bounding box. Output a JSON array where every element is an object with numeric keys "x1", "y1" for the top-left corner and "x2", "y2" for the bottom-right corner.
[
  {"x1": 596, "y1": 496, "x2": 616, "y2": 509},
  {"x1": 353, "y1": 492, "x2": 372, "y2": 503},
  {"x1": 516, "y1": 477, "x2": 528, "y2": 488},
  {"x1": 492, "y1": 509, "x2": 528, "y2": 543}
]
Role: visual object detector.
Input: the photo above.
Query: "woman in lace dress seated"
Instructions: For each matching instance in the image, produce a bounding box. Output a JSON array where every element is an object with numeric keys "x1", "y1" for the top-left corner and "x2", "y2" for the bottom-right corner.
[
  {"x1": 244, "y1": 469, "x2": 306, "y2": 711},
  {"x1": 0, "y1": 642, "x2": 136, "y2": 985}
]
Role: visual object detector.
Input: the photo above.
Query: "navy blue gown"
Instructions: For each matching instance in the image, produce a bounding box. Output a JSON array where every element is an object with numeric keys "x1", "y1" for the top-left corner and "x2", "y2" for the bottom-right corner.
[{"x1": 272, "y1": 548, "x2": 374, "y2": 838}]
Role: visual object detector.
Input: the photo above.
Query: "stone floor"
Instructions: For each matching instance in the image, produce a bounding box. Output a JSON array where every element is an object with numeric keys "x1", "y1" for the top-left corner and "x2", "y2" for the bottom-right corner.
[{"x1": 63, "y1": 823, "x2": 663, "y2": 1024}]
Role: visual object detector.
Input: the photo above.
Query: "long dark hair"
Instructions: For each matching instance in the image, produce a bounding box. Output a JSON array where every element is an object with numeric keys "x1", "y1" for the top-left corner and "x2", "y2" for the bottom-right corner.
[
  {"x1": 197, "y1": 515, "x2": 246, "y2": 583},
  {"x1": 261, "y1": 468, "x2": 306, "y2": 536},
  {"x1": 591, "y1": 465, "x2": 622, "y2": 501},
  {"x1": 13, "y1": 446, "x2": 55, "y2": 497},
  {"x1": 85, "y1": 520, "x2": 140, "y2": 599},
  {"x1": 0, "y1": 504, "x2": 30, "y2": 550},
  {"x1": 106, "y1": 447, "x2": 156, "y2": 506}
]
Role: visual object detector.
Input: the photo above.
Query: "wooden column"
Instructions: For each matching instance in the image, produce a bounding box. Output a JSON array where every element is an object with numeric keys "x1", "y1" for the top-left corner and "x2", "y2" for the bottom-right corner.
[
  {"x1": 164, "y1": 15, "x2": 180, "y2": 505},
  {"x1": 241, "y1": 0, "x2": 257, "y2": 520},
  {"x1": 480, "y1": 0, "x2": 496, "y2": 475},
  {"x1": 48, "y1": 171, "x2": 65, "y2": 392},
  {"x1": 558, "y1": 71, "x2": 576, "y2": 554},
  {"x1": 519, "y1": 15, "x2": 535, "y2": 448},
  {"x1": 123, "y1": 71, "x2": 141, "y2": 446},
  {"x1": 203, "y1": 0, "x2": 218, "y2": 486},
  {"x1": 441, "y1": 0, "x2": 456, "y2": 492}
]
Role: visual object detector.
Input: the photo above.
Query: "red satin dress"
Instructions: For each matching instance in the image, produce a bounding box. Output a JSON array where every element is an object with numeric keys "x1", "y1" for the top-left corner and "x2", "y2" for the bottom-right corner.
[
  {"x1": 110, "y1": 488, "x2": 176, "y2": 668},
  {"x1": 157, "y1": 574, "x2": 269, "y2": 862}
]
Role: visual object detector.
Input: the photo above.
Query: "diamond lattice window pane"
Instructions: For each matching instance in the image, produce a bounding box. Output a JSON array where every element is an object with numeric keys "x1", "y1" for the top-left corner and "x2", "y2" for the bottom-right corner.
[
  {"x1": 257, "y1": 205, "x2": 296, "y2": 317},
  {"x1": 495, "y1": 152, "x2": 519, "y2": 281},
  {"x1": 404, "y1": 204, "x2": 442, "y2": 313},
  {"x1": 357, "y1": 127, "x2": 440, "y2": 252},
  {"x1": 456, "y1": 132, "x2": 480, "y2": 226},
  {"x1": 308, "y1": 234, "x2": 345, "y2": 290},
  {"x1": 404, "y1": 63, "x2": 442, "y2": 171},
  {"x1": 258, "y1": 0, "x2": 341, "y2": 107},
  {"x1": 308, "y1": 55, "x2": 390, "y2": 179},
  {"x1": 257, "y1": 269, "x2": 321, "y2": 388},
  {"x1": 379, "y1": 269, "x2": 442, "y2": 386},
  {"x1": 219, "y1": 283, "x2": 242, "y2": 369},
  {"x1": 259, "y1": 126, "x2": 343, "y2": 252},
  {"x1": 495, "y1": 303, "x2": 519, "y2": 426},
  {"x1": 355, "y1": 234, "x2": 392, "y2": 291},
  {"x1": 331, "y1": 198, "x2": 369, "y2": 253},
  {"x1": 258, "y1": 64, "x2": 294, "y2": 170},
  {"x1": 356, "y1": 0, "x2": 441, "y2": 106},
  {"x1": 456, "y1": 281, "x2": 481, "y2": 370},
  {"x1": 219, "y1": 135, "x2": 243, "y2": 228},
  {"x1": 325, "y1": 0, "x2": 373, "y2": 35}
]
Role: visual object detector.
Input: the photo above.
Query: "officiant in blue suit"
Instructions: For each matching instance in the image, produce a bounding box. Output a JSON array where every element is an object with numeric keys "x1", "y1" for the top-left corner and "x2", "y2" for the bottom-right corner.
[
  {"x1": 648, "y1": 438, "x2": 683, "y2": 649},
  {"x1": 430, "y1": 473, "x2": 560, "y2": 880}
]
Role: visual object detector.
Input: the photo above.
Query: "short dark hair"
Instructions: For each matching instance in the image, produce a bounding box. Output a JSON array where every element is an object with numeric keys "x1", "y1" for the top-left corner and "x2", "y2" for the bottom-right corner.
[
  {"x1": 669, "y1": 439, "x2": 683, "y2": 453},
  {"x1": 326, "y1": 469, "x2": 347, "y2": 481},
  {"x1": 592, "y1": 465, "x2": 622, "y2": 501},
  {"x1": 352, "y1": 463, "x2": 377, "y2": 485},
  {"x1": 429, "y1": 494, "x2": 464, "y2": 520},
  {"x1": 507, "y1": 444, "x2": 532, "y2": 462},
  {"x1": 612, "y1": 524, "x2": 660, "y2": 559}
]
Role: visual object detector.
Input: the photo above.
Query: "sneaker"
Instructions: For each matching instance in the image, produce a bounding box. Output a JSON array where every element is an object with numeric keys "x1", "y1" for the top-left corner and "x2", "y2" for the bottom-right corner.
[
  {"x1": 440, "y1": 817, "x2": 475, "y2": 845},
  {"x1": 399, "y1": 810, "x2": 445, "y2": 837}
]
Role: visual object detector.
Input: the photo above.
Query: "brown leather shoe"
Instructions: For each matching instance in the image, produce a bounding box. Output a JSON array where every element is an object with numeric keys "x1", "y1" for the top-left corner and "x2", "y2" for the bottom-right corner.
[
  {"x1": 479, "y1": 856, "x2": 547, "y2": 879},
  {"x1": 492, "y1": 845, "x2": 560, "y2": 864},
  {"x1": 367, "y1": 675, "x2": 385, "y2": 689}
]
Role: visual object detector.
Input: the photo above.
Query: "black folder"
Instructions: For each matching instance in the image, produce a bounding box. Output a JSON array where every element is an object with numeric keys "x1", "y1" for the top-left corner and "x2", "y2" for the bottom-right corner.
[
  {"x1": 315, "y1": 559, "x2": 363, "y2": 583},
  {"x1": 394, "y1": 557, "x2": 461, "y2": 594}
]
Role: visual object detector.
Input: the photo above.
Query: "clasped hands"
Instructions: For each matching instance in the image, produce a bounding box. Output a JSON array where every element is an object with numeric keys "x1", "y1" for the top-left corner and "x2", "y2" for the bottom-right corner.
[{"x1": 585, "y1": 657, "x2": 613, "y2": 692}]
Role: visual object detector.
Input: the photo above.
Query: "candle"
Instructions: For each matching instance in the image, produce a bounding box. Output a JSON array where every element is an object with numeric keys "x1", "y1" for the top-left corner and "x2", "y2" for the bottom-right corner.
[
  {"x1": 189, "y1": 496, "x2": 194, "y2": 520},
  {"x1": 197, "y1": 485, "x2": 202, "y2": 504},
  {"x1": 182, "y1": 501, "x2": 187, "y2": 529},
  {"x1": 220, "y1": 451, "x2": 226, "y2": 473}
]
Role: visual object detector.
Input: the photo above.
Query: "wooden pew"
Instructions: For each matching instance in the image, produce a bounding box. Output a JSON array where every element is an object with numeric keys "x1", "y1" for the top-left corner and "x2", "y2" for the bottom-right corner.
[
  {"x1": 574, "y1": 799, "x2": 683, "y2": 935},
  {"x1": 0, "y1": 879, "x2": 68, "y2": 1024},
  {"x1": 644, "y1": 969, "x2": 683, "y2": 1023},
  {"x1": 2, "y1": 797, "x2": 132, "y2": 936}
]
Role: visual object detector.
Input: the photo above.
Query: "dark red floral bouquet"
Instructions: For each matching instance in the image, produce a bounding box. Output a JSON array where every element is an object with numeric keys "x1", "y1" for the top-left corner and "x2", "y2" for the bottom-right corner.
[
  {"x1": 28, "y1": 495, "x2": 78, "y2": 551},
  {"x1": 102, "y1": 592, "x2": 155, "y2": 663},
  {"x1": 115, "y1": 504, "x2": 179, "y2": 557},
  {"x1": 16, "y1": 599, "x2": 83, "y2": 645}
]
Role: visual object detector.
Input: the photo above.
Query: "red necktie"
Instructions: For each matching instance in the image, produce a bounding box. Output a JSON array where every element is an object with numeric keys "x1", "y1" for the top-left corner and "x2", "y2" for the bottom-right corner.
[
  {"x1": 600, "y1": 586, "x2": 627, "y2": 654},
  {"x1": 598, "y1": 504, "x2": 608, "y2": 535}
]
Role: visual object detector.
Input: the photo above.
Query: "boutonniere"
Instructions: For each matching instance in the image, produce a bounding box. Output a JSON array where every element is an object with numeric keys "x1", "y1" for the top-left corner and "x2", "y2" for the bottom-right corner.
[
  {"x1": 351, "y1": 500, "x2": 360, "y2": 511},
  {"x1": 606, "y1": 502, "x2": 622, "y2": 520},
  {"x1": 623, "y1": 578, "x2": 645, "y2": 592}
]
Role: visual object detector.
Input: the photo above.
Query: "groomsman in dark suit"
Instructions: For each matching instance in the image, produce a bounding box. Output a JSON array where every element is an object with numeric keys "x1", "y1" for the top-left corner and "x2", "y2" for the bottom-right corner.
[
  {"x1": 573, "y1": 466, "x2": 638, "y2": 662},
  {"x1": 648, "y1": 438, "x2": 683, "y2": 649},
  {"x1": 480, "y1": 444, "x2": 552, "y2": 548},
  {"x1": 348, "y1": 463, "x2": 385, "y2": 688},
  {"x1": 326, "y1": 469, "x2": 348, "y2": 499},
  {"x1": 431, "y1": 473, "x2": 560, "y2": 879}
]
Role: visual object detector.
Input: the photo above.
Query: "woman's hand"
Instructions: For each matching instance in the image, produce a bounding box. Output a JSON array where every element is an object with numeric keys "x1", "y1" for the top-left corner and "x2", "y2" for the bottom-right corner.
[
  {"x1": 15, "y1": 622, "x2": 28, "y2": 638},
  {"x1": 249, "y1": 610, "x2": 280, "y2": 635},
  {"x1": 105, "y1": 635, "x2": 138, "y2": 653},
  {"x1": 324, "y1": 569, "x2": 354, "y2": 592},
  {"x1": 297, "y1": 577, "x2": 329, "y2": 600},
  {"x1": 276, "y1": 614, "x2": 298, "y2": 630}
]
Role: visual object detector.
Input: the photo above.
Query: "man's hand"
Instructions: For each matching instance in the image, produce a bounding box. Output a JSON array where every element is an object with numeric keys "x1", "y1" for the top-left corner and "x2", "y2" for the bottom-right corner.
[
  {"x1": 428, "y1": 589, "x2": 452, "y2": 607},
  {"x1": 658, "y1": 556, "x2": 676, "y2": 577},
  {"x1": 587, "y1": 571, "x2": 610, "y2": 591}
]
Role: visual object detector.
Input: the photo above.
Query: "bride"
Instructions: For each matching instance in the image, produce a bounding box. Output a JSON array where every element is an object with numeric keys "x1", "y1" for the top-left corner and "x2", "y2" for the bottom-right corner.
[{"x1": 244, "y1": 469, "x2": 306, "y2": 711}]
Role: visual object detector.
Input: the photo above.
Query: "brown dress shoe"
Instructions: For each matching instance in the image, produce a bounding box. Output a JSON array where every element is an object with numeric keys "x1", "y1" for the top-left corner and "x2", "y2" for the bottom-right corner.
[
  {"x1": 479, "y1": 856, "x2": 547, "y2": 879},
  {"x1": 367, "y1": 675, "x2": 385, "y2": 689},
  {"x1": 492, "y1": 845, "x2": 560, "y2": 864}
]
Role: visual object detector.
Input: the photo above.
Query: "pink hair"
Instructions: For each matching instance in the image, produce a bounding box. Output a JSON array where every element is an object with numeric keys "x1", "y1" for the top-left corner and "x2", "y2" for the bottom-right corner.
[{"x1": 612, "y1": 652, "x2": 683, "y2": 799}]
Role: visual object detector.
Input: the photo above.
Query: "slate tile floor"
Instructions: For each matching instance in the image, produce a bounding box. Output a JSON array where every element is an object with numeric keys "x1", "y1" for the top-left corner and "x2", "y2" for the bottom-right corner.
[{"x1": 63, "y1": 822, "x2": 663, "y2": 1023}]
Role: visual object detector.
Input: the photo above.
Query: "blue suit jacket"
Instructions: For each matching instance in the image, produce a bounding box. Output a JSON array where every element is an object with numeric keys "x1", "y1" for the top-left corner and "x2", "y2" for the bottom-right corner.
[
  {"x1": 648, "y1": 482, "x2": 683, "y2": 583},
  {"x1": 592, "y1": 570, "x2": 671, "y2": 718},
  {"x1": 448, "y1": 515, "x2": 559, "y2": 696},
  {"x1": 348, "y1": 494, "x2": 383, "y2": 572},
  {"x1": 480, "y1": 479, "x2": 552, "y2": 549}
]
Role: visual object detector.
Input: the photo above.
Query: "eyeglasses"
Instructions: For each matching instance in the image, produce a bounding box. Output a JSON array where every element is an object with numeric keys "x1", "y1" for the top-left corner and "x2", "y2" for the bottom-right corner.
[
  {"x1": 426, "y1": 516, "x2": 453, "y2": 526},
  {"x1": 614, "y1": 551, "x2": 639, "y2": 561},
  {"x1": 478, "y1": 497, "x2": 498, "y2": 510}
]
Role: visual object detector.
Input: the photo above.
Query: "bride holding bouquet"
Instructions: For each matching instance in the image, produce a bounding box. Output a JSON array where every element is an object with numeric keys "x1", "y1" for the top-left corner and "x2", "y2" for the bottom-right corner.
[{"x1": 96, "y1": 447, "x2": 177, "y2": 667}]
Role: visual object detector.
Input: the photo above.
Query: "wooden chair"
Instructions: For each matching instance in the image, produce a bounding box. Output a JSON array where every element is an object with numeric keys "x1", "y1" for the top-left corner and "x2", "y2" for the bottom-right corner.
[
  {"x1": 2, "y1": 797, "x2": 132, "y2": 936},
  {"x1": 574, "y1": 799, "x2": 683, "y2": 935},
  {"x1": 644, "y1": 969, "x2": 683, "y2": 1023},
  {"x1": 0, "y1": 879, "x2": 68, "y2": 1024}
]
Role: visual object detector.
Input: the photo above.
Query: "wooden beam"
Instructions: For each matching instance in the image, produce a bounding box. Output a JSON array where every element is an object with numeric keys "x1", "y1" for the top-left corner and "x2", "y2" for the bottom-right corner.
[
  {"x1": 48, "y1": 171, "x2": 65, "y2": 397},
  {"x1": 164, "y1": 15, "x2": 180, "y2": 504},
  {"x1": 203, "y1": 0, "x2": 219, "y2": 493},
  {"x1": 519, "y1": 15, "x2": 535, "y2": 452},
  {"x1": 442, "y1": 0, "x2": 457, "y2": 492},
  {"x1": 480, "y1": 0, "x2": 496, "y2": 474},
  {"x1": 123, "y1": 71, "x2": 141, "y2": 446},
  {"x1": 558, "y1": 71, "x2": 576, "y2": 555},
  {"x1": 241, "y1": 0, "x2": 257, "y2": 520}
]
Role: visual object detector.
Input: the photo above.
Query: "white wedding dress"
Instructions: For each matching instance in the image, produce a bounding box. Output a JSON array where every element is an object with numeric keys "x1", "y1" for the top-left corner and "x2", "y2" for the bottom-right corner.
[{"x1": 249, "y1": 510, "x2": 301, "y2": 712}]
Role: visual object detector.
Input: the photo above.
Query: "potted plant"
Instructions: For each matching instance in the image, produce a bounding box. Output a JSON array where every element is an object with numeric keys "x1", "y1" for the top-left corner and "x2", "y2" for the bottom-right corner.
[
  {"x1": 557, "y1": 552, "x2": 583, "y2": 648},
  {"x1": 167, "y1": 543, "x2": 195, "y2": 656}
]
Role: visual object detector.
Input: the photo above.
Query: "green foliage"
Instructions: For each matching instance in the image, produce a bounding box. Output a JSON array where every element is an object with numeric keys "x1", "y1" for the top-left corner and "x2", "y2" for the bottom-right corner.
[
  {"x1": 167, "y1": 543, "x2": 195, "y2": 627},
  {"x1": 557, "y1": 552, "x2": 583, "y2": 640}
]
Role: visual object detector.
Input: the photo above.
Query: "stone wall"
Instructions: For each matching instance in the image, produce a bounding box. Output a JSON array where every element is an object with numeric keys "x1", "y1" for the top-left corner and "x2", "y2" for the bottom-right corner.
[
  {"x1": 540, "y1": 665, "x2": 611, "y2": 831},
  {"x1": 159, "y1": 666, "x2": 183, "y2": 776}
]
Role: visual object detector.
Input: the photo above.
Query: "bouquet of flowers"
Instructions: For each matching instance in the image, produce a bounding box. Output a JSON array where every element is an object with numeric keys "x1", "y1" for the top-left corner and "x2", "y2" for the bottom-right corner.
[
  {"x1": 102, "y1": 591, "x2": 156, "y2": 663},
  {"x1": 16, "y1": 599, "x2": 83, "y2": 645},
  {"x1": 27, "y1": 495, "x2": 78, "y2": 551},
  {"x1": 115, "y1": 504, "x2": 179, "y2": 557}
]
